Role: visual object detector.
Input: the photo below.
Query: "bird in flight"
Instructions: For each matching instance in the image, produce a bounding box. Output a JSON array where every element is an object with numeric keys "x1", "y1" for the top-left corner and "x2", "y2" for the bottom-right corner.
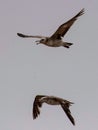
[
  {"x1": 17, "y1": 8, "x2": 84, "y2": 48},
  {"x1": 33, "y1": 95, "x2": 75, "y2": 125}
]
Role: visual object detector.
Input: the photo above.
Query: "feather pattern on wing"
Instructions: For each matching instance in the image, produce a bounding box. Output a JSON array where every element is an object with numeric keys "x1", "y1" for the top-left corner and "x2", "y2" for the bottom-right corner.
[
  {"x1": 17, "y1": 33, "x2": 46, "y2": 39},
  {"x1": 50, "y1": 8, "x2": 84, "y2": 39},
  {"x1": 32, "y1": 95, "x2": 75, "y2": 125}
]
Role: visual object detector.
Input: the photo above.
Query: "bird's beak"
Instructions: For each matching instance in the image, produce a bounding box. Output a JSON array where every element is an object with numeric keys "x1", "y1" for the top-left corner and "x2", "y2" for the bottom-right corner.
[{"x1": 35, "y1": 40, "x2": 40, "y2": 45}]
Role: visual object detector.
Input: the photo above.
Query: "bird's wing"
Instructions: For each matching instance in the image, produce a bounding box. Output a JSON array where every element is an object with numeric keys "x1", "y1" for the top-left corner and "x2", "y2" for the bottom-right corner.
[
  {"x1": 50, "y1": 8, "x2": 84, "y2": 40},
  {"x1": 17, "y1": 33, "x2": 46, "y2": 39},
  {"x1": 33, "y1": 95, "x2": 46, "y2": 119},
  {"x1": 61, "y1": 103, "x2": 75, "y2": 125}
]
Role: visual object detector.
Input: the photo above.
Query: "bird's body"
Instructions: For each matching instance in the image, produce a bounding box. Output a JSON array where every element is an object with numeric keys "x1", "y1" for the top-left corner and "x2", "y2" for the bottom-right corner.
[
  {"x1": 42, "y1": 39, "x2": 62, "y2": 47},
  {"x1": 17, "y1": 8, "x2": 84, "y2": 48},
  {"x1": 39, "y1": 38, "x2": 73, "y2": 48},
  {"x1": 39, "y1": 96, "x2": 61, "y2": 105},
  {"x1": 33, "y1": 95, "x2": 75, "y2": 125},
  {"x1": 38, "y1": 95, "x2": 72, "y2": 105}
]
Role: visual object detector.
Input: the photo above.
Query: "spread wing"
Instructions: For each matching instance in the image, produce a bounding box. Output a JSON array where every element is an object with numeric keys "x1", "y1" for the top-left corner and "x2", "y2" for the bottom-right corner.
[
  {"x1": 50, "y1": 8, "x2": 84, "y2": 40},
  {"x1": 17, "y1": 33, "x2": 46, "y2": 39},
  {"x1": 61, "y1": 103, "x2": 75, "y2": 125},
  {"x1": 33, "y1": 95, "x2": 46, "y2": 119}
]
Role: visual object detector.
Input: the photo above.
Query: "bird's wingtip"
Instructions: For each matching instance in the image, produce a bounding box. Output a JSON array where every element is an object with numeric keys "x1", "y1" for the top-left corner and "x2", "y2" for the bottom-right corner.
[
  {"x1": 17, "y1": 33, "x2": 26, "y2": 37},
  {"x1": 80, "y1": 8, "x2": 85, "y2": 14}
]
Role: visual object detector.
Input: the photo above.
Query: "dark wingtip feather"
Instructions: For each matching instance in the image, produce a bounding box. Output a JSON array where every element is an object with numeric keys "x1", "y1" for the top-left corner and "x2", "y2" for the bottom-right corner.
[
  {"x1": 79, "y1": 8, "x2": 85, "y2": 16},
  {"x1": 17, "y1": 33, "x2": 26, "y2": 37}
]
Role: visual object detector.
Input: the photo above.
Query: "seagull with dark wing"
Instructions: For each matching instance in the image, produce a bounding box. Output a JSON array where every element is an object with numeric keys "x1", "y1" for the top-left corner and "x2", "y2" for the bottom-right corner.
[
  {"x1": 33, "y1": 95, "x2": 75, "y2": 125},
  {"x1": 17, "y1": 8, "x2": 84, "y2": 48}
]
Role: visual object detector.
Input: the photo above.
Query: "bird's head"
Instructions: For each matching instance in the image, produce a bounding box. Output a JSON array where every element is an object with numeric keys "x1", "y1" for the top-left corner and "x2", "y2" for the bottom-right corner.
[{"x1": 35, "y1": 38, "x2": 47, "y2": 45}]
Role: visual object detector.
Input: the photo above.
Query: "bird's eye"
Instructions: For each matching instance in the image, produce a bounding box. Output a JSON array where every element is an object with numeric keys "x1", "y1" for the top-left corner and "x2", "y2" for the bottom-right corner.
[{"x1": 40, "y1": 38, "x2": 46, "y2": 43}]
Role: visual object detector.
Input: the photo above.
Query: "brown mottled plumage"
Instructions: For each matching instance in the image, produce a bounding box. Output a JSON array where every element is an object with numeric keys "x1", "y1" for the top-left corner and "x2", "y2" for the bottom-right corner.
[
  {"x1": 17, "y1": 8, "x2": 84, "y2": 48},
  {"x1": 33, "y1": 95, "x2": 75, "y2": 125}
]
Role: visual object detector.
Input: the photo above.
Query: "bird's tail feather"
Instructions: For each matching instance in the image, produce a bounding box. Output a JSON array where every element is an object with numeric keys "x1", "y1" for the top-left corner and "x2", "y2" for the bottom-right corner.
[{"x1": 63, "y1": 42, "x2": 73, "y2": 48}]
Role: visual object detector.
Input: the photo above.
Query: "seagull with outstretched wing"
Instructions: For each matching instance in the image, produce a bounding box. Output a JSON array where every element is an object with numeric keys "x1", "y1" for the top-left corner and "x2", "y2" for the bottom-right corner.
[
  {"x1": 33, "y1": 95, "x2": 75, "y2": 125},
  {"x1": 17, "y1": 8, "x2": 84, "y2": 48}
]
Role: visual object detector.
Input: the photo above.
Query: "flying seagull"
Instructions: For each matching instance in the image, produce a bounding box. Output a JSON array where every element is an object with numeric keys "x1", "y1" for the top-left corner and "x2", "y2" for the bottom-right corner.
[
  {"x1": 33, "y1": 95, "x2": 75, "y2": 125},
  {"x1": 17, "y1": 8, "x2": 84, "y2": 48}
]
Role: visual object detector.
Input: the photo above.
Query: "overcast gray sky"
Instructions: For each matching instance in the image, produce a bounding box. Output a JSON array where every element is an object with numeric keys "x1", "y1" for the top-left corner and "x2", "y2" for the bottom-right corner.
[{"x1": 0, "y1": 0, "x2": 98, "y2": 130}]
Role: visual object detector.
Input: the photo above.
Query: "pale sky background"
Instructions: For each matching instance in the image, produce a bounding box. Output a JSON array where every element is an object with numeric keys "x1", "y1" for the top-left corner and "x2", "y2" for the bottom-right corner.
[{"x1": 0, "y1": 0, "x2": 98, "y2": 130}]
